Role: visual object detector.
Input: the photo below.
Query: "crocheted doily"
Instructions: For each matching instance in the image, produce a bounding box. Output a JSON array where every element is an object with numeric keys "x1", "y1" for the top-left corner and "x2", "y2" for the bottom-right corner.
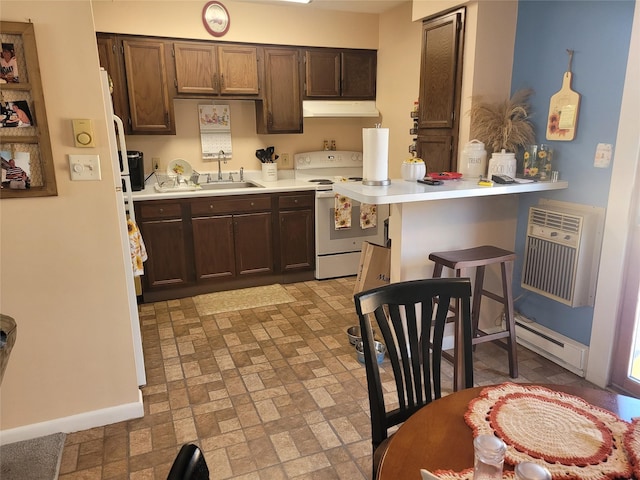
[
  {"x1": 431, "y1": 468, "x2": 516, "y2": 479},
  {"x1": 464, "y1": 383, "x2": 632, "y2": 480},
  {"x1": 624, "y1": 417, "x2": 640, "y2": 479}
]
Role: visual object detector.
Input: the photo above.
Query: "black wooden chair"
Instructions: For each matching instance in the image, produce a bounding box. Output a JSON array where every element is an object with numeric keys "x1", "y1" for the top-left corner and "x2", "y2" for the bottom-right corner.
[
  {"x1": 354, "y1": 277, "x2": 475, "y2": 479},
  {"x1": 167, "y1": 444, "x2": 209, "y2": 480}
]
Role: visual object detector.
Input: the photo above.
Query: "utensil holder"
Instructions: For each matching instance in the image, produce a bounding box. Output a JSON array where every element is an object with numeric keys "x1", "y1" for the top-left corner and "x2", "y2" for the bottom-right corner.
[{"x1": 262, "y1": 163, "x2": 277, "y2": 182}]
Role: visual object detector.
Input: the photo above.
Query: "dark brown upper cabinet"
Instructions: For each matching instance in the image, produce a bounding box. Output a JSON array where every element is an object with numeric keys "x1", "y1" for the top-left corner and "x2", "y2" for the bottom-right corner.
[
  {"x1": 256, "y1": 47, "x2": 303, "y2": 134},
  {"x1": 97, "y1": 34, "x2": 176, "y2": 135},
  {"x1": 304, "y1": 48, "x2": 376, "y2": 99},
  {"x1": 173, "y1": 41, "x2": 260, "y2": 97}
]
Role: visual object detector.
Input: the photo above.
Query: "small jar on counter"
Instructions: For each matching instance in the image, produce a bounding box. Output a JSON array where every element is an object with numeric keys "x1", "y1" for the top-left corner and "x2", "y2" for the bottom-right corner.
[{"x1": 401, "y1": 157, "x2": 426, "y2": 182}]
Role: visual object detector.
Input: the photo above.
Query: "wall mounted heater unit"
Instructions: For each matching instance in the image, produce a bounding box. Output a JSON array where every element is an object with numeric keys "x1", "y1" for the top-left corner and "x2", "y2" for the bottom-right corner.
[
  {"x1": 521, "y1": 200, "x2": 605, "y2": 307},
  {"x1": 513, "y1": 314, "x2": 589, "y2": 377}
]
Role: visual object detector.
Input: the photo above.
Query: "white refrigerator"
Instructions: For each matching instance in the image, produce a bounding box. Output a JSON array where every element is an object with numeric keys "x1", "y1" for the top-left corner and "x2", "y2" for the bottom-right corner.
[{"x1": 100, "y1": 68, "x2": 146, "y2": 386}]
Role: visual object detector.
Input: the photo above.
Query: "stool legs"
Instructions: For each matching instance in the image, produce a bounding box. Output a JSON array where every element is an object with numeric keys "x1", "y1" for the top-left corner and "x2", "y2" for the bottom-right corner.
[
  {"x1": 501, "y1": 260, "x2": 518, "y2": 378},
  {"x1": 472, "y1": 266, "x2": 485, "y2": 343},
  {"x1": 431, "y1": 256, "x2": 518, "y2": 385}
]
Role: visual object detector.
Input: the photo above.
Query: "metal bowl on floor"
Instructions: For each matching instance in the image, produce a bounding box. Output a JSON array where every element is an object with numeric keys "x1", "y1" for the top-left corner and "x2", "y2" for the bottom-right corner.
[
  {"x1": 346, "y1": 325, "x2": 378, "y2": 345},
  {"x1": 355, "y1": 340, "x2": 386, "y2": 365},
  {"x1": 346, "y1": 326, "x2": 361, "y2": 345}
]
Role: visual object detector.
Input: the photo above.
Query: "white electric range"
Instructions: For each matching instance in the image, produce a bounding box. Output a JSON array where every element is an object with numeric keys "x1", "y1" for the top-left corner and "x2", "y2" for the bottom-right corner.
[{"x1": 294, "y1": 151, "x2": 389, "y2": 280}]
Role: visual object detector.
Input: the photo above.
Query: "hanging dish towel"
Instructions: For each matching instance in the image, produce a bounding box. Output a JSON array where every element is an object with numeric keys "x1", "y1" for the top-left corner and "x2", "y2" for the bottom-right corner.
[
  {"x1": 334, "y1": 194, "x2": 352, "y2": 230},
  {"x1": 127, "y1": 219, "x2": 148, "y2": 276},
  {"x1": 360, "y1": 203, "x2": 377, "y2": 229}
]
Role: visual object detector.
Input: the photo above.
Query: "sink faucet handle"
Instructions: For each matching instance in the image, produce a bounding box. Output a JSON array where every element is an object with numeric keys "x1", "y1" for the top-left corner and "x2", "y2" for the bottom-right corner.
[
  {"x1": 228, "y1": 172, "x2": 234, "y2": 182},
  {"x1": 240, "y1": 167, "x2": 244, "y2": 181}
]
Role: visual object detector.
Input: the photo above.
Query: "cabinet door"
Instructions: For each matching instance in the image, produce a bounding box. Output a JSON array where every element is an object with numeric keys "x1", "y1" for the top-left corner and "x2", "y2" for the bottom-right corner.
[
  {"x1": 174, "y1": 42, "x2": 218, "y2": 95},
  {"x1": 280, "y1": 209, "x2": 314, "y2": 271},
  {"x1": 192, "y1": 215, "x2": 236, "y2": 279},
  {"x1": 341, "y1": 50, "x2": 377, "y2": 99},
  {"x1": 305, "y1": 49, "x2": 340, "y2": 97},
  {"x1": 417, "y1": 135, "x2": 453, "y2": 175},
  {"x1": 96, "y1": 34, "x2": 129, "y2": 127},
  {"x1": 256, "y1": 47, "x2": 302, "y2": 134},
  {"x1": 417, "y1": 9, "x2": 465, "y2": 170},
  {"x1": 218, "y1": 45, "x2": 260, "y2": 96},
  {"x1": 234, "y1": 212, "x2": 274, "y2": 276},
  {"x1": 140, "y1": 219, "x2": 189, "y2": 288},
  {"x1": 122, "y1": 38, "x2": 175, "y2": 134}
]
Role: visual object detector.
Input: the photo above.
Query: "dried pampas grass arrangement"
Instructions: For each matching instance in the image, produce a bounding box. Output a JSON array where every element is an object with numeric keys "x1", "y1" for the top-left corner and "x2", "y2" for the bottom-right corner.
[{"x1": 469, "y1": 88, "x2": 536, "y2": 153}]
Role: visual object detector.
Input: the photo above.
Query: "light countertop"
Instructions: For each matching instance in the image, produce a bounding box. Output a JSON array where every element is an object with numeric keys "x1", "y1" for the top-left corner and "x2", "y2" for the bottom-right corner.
[
  {"x1": 333, "y1": 178, "x2": 569, "y2": 204},
  {"x1": 132, "y1": 170, "x2": 316, "y2": 201}
]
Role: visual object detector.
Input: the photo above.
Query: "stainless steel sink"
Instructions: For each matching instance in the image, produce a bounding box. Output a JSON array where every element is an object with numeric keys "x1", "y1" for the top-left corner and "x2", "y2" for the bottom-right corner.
[{"x1": 199, "y1": 181, "x2": 263, "y2": 190}]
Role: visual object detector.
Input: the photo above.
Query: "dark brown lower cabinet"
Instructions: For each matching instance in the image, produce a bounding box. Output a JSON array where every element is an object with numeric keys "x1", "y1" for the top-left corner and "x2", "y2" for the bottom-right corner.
[
  {"x1": 278, "y1": 193, "x2": 314, "y2": 272},
  {"x1": 235, "y1": 212, "x2": 274, "y2": 276},
  {"x1": 192, "y1": 215, "x2": 235, "y2": 280},
  {"x1": 135, "y1": 191, "x2": 313, "y2": 302},
  {"x1": 137, "y1": 201, "x2": 189, "y2": 288}
]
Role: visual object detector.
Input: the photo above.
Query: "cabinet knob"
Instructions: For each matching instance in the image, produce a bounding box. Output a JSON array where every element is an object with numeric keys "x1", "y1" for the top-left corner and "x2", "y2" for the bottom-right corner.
[
  {"x1": 251, "y1": 202, "x2": 255, "y2": 206},
  {"x1": 209, "y1": 204, "x2": 214, "y2": 209},
  {"x1": 159, "y1": 208, "x2": 164, "y2": 213},
  {"x1": 294, "y1": 199, "x2": 298, "y2": 204}
]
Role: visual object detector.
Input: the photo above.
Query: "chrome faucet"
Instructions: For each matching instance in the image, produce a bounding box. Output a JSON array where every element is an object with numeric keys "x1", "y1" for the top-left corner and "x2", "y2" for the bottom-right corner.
[
  {"x1": 240, "y1": 167, "x2": 244, "y2": 182},
  {"x1": 217, "y1": 150, "x2": 225, "y2": 181}
]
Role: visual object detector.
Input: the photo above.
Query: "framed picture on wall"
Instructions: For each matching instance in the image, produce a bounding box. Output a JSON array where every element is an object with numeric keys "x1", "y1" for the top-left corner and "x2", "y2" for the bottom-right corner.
[
  {"x1": 0, "y1": 42, "x2": 19, "y2": 83},
  {"x1": 0, "y1": 21, "x2": 57, "y2": 198}
]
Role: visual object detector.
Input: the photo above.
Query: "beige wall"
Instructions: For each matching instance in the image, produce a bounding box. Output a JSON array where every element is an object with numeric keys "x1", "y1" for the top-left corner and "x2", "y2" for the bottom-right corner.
[
  {"x1": 1, "y1": 1, "x2": 140, "y2": 436},
  {"x1": 0, "y1": 0, "x2": 412, "y2": 439},
  {"x1": 0, "y1": 0, "x2": 518, "y2": 438},
  {"x1": 377, "y1": 2, "x2": 424, "y2": 177},
  {"x1": 92, "y1": 0, "x2": 385, "y2": 177}
]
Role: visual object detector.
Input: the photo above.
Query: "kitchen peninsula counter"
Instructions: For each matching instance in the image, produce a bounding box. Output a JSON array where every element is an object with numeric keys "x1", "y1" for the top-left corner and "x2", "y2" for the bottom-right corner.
[
  {"x1": 332, "y1": 178, "x2": 568, "y2": 204},
  {"x1": 333, "y1": 178, "x2": 569, "y2": 314}
]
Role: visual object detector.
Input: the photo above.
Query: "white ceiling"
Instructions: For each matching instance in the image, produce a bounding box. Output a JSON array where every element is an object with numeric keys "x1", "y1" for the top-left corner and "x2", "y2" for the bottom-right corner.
[
  {"x1": 239, "y1": 0, "x2": 408, "y2": 14},
  {"x1": 309, "y1": 0, "x2": 407, "y2": 14}
]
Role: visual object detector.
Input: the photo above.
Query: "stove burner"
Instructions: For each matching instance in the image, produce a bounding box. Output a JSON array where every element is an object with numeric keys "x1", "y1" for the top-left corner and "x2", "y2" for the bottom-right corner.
[
  {"x1": 349, "y1": 177, "x2": 363, "y2": 182},
  {"x1": 309, "y1": 179, "x2": 334, "y2": 185}
]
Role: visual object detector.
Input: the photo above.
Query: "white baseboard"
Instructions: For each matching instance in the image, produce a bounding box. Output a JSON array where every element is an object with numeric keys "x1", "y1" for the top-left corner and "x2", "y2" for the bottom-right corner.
[{"x1": 0, "y1": 389, "x2": 144, "y2": 445}]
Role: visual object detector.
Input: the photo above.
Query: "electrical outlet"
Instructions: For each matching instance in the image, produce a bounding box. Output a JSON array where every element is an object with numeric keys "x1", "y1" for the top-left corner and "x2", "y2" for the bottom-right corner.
[
  {"x1": 280, "y1": 153, "x2": 290, "y2": 168},
  {"x1": 152, "y1": 157, "x2": 160, "y2": 172}
]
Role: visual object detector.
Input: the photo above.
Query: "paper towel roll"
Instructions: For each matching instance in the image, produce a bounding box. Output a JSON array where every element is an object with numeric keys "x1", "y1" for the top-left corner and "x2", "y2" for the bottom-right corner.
[{"x1": 362, "y1": 127, "x2": 390, "y2": 185}]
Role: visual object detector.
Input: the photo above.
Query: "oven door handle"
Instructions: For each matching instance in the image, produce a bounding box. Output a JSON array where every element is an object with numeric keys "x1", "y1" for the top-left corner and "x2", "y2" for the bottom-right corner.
[{"x1": 316, "y1": 190, "x2": 338, "y2": 199}]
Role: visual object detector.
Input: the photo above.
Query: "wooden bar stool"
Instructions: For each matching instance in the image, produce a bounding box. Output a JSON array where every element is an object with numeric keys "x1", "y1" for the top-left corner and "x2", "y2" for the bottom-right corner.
[{"x1": 429, "y1": 245, "x2": 518, "y2": 387}]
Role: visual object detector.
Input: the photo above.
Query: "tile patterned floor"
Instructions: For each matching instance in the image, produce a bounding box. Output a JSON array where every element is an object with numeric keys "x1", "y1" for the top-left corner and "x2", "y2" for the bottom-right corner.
[{"x1": 58, "y1": 277, "x2": 596, "y2": 479}]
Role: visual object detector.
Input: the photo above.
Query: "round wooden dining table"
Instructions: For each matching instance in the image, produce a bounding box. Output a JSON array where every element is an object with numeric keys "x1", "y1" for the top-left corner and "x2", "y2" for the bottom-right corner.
[{"x1": 376, "y1": 384, "x2": 640, "y2": 480}]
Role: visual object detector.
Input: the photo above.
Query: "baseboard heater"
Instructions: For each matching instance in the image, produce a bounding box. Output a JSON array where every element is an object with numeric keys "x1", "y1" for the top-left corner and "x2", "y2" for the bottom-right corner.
[{"x1": 512, "y1": 314, "x2": 589, "y2": 377}]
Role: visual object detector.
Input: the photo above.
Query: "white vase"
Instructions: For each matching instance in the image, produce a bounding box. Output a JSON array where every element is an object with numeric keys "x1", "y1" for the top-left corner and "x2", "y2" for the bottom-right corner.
[
  {"x1": 487, "y1": 149, "x2": 516, "y2": 178},
  {"x1": 401, "y1": 160, "x2": 426, "y2": 182}
]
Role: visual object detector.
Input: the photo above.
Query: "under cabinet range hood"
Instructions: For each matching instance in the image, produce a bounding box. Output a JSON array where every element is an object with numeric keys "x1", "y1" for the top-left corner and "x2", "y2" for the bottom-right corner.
[{"x1": 302, "y1": 100, "x2": 380, "y2": 118}]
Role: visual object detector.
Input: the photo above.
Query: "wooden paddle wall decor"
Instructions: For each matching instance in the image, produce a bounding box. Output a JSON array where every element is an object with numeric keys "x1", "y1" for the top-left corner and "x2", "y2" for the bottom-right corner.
[{"x1": 546, "y1": 50, "x2": 580, "y2": 141}]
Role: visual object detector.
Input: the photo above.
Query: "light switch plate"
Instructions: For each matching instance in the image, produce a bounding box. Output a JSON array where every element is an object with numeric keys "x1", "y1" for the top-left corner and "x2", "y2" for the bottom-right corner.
[
  {"x1": 69, "y1": 154, "x2": 101, "y2": 181},
  {"x1": 594, "y1": 143, "x2": 613, "y2": 168}
]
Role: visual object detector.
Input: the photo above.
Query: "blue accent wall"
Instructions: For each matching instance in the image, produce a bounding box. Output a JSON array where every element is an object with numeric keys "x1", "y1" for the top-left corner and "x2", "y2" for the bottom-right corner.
[{"x1": 510, "y1": 0, "x2": 635, "y2": 345}]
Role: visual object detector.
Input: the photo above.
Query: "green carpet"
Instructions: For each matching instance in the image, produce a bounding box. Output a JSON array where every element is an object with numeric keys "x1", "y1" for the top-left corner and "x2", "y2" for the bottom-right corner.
[{"x1": 0, "y1": 432, "x2": 66, "y2": 480}]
